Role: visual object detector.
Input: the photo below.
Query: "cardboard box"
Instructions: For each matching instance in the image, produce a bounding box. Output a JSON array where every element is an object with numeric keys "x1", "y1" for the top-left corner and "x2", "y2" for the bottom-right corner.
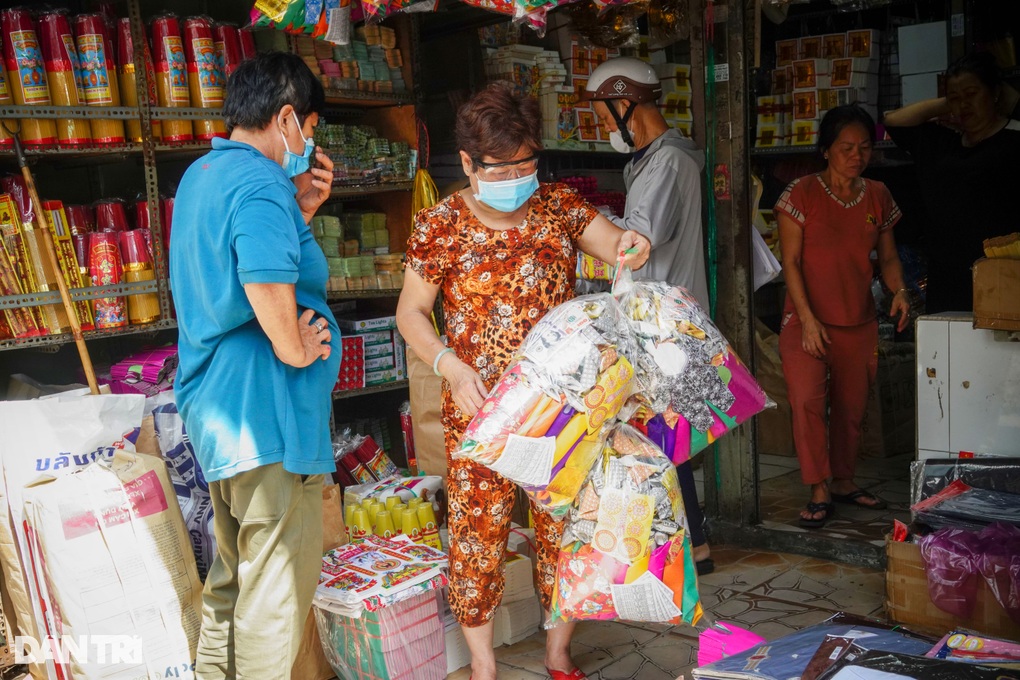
[
  {"x1": 336, "y1": 314, "x2": 397, "y2": 333},
  {"x1": 886, "y1": 537, "x2": 1020, "y2": 639},
  {"x1": 775, "y1": 39, "x2": 798, "y2": 66},
  {"x1": 901, "y1": 72, "x2": 941, "y2": 107},
  {"x1": 358, "y1": 330, "x2": 395, "y2": 346},
  {"x1": 898, "y1": 22, "x2": 947, "y2": 75},
  {"x1": 365, "y1": 354, "x2": 395, "y2": 371},
  {"x1": 973, "y1": 257, "x2": 1020, "y2": 331}
]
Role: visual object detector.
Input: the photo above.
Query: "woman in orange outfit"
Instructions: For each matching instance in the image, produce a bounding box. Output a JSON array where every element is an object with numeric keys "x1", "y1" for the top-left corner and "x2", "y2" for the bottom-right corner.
[
  {"x1": 775, "y1": 105, "x2": 910, "y2": 529},
  {"x1": 396, "y1": 82, "x2": 649, "y2": 680}
]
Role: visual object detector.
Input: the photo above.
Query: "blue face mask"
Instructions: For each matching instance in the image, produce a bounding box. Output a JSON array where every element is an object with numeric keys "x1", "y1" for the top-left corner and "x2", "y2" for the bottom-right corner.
[
  {"x1": 280, "y1": 114, "x2": 315, "y2": 178},
  {"x1": 474, "y1": 172, "x2": 539, "y2": 213}
]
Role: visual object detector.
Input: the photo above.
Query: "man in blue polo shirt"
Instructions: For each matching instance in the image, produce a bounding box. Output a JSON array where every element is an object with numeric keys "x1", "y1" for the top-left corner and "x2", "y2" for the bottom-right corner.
[{"x1": 169, "y1": 52, "x2": 341, "y2": 678}]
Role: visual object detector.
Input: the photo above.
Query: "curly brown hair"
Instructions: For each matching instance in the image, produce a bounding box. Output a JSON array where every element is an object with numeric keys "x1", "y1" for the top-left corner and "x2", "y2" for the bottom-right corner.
[{"x1": 455, "y1": 82, "x2": 543, "y2": 163}]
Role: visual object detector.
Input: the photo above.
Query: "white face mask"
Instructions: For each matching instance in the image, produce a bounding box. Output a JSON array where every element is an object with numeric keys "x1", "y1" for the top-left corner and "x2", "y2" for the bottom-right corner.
[{"x1": 609, "y1": 129, "x2": 636, "y2": 154}]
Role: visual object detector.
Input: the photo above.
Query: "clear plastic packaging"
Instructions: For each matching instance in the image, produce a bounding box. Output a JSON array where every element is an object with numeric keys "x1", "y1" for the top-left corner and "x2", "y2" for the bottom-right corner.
[
  {"x1": 456, "y1": 293, "x2": 639, "y2": 516},
  {"x1": 547, "y1": 422, "x2": 702, "y2": 628},
  {"x1": 314, "y1": 589, "x2": 447, "y2": 680},
  {"x1": 910, "y1": 458, "x2": 1020, "y2": 531},
  {"x1": 615, "y1": 275, "x2": 771, "y2": 464}
]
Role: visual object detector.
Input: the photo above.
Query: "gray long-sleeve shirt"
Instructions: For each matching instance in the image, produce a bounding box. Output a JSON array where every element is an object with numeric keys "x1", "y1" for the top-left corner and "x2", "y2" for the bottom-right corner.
[{"x1": 609, "y1": 129, "x2": 710, "y2": 309}]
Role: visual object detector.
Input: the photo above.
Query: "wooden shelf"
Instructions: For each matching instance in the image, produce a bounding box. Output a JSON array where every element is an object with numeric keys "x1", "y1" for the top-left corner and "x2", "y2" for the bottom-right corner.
[{"x1": 332, "y1": 379, "x2": 409, "y2": 400}]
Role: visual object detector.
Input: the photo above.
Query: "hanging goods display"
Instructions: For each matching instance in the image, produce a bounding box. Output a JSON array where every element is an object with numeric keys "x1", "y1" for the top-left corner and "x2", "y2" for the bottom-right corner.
[
  {"x1": 183, "y1": 16, "x2": 226, "y2": 141},
  {"x1": 38, "y1": 11, "x2": 91, "y2": 148},
  {"x1": 1, "y1": 8, "x2": 57, "y2": 147},
  {"x1": 151, "y1": 14, "x2": 193, "y2": 143}
]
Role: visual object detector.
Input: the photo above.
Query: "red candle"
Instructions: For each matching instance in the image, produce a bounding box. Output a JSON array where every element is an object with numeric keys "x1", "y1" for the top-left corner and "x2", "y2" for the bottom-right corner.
[
  {"x1": 213, "y1": 22, "x2": 242, "y2": 78},
  {"x1": 238, "y1": 28, "x2": 256, "y2": 62},
  {"x1": 150, "y1": 13, "x2": 192, "y2": 143},
  {"x1": 38, "y1": 10, "x2": 91, "y2": 147},
  {"x1": 88, "y1": 232, "x2": 127, "y2": 329},
  {"x1": 183, "y1": 16, "x2": 226, "y2": 141},
  {"x1": 2, "y1": 8, "x2": 58, "y2": 147},
  {"x1": 65, "y1": 204, "x2": 95, "y2": 234},
  {"x1": 95, "y1": 199, "x2": 129, "y2": 232},
  {"x1": 74, "y1": 13, "x2": 125, "y2": 144}
]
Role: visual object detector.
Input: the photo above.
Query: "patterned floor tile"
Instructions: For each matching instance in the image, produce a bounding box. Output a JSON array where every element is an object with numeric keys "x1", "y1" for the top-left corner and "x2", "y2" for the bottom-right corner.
[
  {"x1": 695, "y1": 547, "x2": 810, "y2": 592},
  {"x1": 746, "y1": 559, "x2": 885, "y2": 616}
]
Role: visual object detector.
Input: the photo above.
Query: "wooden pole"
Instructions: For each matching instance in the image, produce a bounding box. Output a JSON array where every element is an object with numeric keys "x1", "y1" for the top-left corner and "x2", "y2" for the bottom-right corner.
[{"x1": 10, "y1": 132, "x2": 100, "y2": 395}]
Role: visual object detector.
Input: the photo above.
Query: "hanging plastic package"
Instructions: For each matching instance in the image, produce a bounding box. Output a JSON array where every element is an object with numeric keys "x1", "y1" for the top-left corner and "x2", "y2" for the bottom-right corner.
[
  {"x1": 614, "y1": 269, "x2": 771, "y2": 465},
  {"x1": 547, "y1": 422, "x2": 703, "y2": 628},
  {"x1": 455, "y1": 293, "x2": 641, "y2": 516}
]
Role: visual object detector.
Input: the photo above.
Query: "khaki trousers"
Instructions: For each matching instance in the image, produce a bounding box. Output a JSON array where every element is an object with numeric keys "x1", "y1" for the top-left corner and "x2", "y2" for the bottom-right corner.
[{"x1": 196, "y1": 463, "x2": 323, "y2": 679}]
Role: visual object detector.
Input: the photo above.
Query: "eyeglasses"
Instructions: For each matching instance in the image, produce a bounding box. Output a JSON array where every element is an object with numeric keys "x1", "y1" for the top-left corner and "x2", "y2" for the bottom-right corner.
[{"x1": 472, "y1": 155, "x2": 540, "y2": 181}]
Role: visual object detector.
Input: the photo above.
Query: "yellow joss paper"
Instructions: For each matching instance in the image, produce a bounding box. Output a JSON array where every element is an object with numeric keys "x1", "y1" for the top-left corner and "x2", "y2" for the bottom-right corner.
[{"x1": 583, "y1": 356, "x2": 634, "y2": 433}]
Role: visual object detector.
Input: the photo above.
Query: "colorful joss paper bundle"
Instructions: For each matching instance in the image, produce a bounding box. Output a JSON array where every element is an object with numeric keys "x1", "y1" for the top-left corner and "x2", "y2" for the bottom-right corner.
[
  {"x1": 456, "y1": 294, "x2": 639, "y2": 516},
  {"x1": 548, "y1": 423, "x2": 703, "y2": 626},
  {"x1": 617, "y1": 277, "x2": 770, "y2": 465}
]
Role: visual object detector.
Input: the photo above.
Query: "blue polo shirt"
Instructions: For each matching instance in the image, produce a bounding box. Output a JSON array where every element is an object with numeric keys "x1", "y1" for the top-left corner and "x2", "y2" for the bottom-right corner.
[{"x1": 170, "y1": 137, "x2": 341, "y2": 483}]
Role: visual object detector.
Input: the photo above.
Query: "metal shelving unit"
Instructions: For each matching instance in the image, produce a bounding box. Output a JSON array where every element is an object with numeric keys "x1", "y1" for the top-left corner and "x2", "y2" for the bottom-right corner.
[
  {"x1": 750, "y1": 140, "x2": 898, "y2": 156},
  {"x1": 330, "y1": 180, "x2": 414, "y2": 198},
  {"x1": 328, "y1": 289, "x2": 403, "y2": 301},
  {"x1": 332, "y1": 380, "x2": 409, "y2": 400}
]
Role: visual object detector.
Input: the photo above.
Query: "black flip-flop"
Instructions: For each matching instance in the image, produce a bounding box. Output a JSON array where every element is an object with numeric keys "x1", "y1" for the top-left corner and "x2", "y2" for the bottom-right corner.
[
  {"x1": 696, "y1": 558, "x2": 715, "y2": 576},
  {"x1": 831, "y1": 489, "x2": 888, "y2": 510},
  {"x1": 799, "y1": 501, "x2": 834, "y2": 529}
]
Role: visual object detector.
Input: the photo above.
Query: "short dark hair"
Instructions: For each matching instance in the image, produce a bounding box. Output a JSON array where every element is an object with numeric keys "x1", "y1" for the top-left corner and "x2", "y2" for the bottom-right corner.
[
  {"x1": 455, "y1": 82, "x2": 542, "y2": 163},
  {"x1": 818, "y1": 105, "x2": 876, "y2": 154},
  {"x1": 223, "y1": 51, "x2": 325, "y2": 134},
  {"x1": 946, "y1": 52, "x2": 1002, "y2": 92}
]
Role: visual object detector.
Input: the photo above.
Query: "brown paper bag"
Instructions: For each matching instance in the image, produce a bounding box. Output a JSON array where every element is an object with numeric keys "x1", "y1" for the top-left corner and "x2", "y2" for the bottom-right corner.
[
  {"x1": 290, "y1": 484, "x2": 347, "y2": 680},
  {"x1": 407, "y1": 347, "x2": 447, "y2": 478}
]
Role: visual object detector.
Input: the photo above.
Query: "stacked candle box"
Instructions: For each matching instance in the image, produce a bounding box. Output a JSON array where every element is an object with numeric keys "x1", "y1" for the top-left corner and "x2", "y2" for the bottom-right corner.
[
  {"x1": 335, "y1": 335, "x2": 365, "y2": 392},
  {"x1": 287, "y1": 24, "x2": 406, "y2": 95},
  {"x1": 656, "y1": 63, "x2": 695, "y2": 138},
  {"x1": 566, "y1": 38, "x2": 618, "y2": 146},
  {"x1": 761, "y1": 29, "x2": 882, "y2": 148},
  {"x1": 335, "y1": 313, "x2": 406, "y2": 387},
  {"x1": 312, "y1": 213, "x2": 404, "y2": 292},
  {"x1": 314, "y1": 123, "x2": 414, "y2": 186}
]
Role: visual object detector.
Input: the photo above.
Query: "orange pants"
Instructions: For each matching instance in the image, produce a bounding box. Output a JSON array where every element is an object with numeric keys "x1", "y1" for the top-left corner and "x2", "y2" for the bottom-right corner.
[
  {"x1": 779, "y1": 313, "x2": 878, "y2": 486},
  {"x1": 444, "y1": 402, "x2": 562, "y2": 628}
]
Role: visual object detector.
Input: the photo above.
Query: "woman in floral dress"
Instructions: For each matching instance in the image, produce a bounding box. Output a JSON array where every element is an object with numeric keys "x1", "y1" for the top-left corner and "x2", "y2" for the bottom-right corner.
[{"x1": 396, "y1": 82, "x2": 650, "y2": 680}]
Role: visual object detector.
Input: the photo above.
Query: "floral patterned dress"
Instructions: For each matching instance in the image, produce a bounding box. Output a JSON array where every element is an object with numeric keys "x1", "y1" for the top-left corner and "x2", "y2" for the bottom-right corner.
[{"x1": 406, "y1": 183, "x2": 599, "y2": 626}]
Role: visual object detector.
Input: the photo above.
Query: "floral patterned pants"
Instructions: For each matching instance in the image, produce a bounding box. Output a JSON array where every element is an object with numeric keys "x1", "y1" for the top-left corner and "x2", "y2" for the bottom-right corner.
[{"x1": 445, "y1": 449, "x2": 563, "y2": 627}]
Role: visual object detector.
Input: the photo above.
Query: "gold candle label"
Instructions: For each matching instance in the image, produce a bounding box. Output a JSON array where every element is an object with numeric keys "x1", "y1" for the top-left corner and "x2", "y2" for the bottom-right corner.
[
  {"x1": 11, "y1": 31, "x2": 49, "y2": 104},
  {"x1": 76, "y1": 34, "x2": 113, "y2": 105},
  {"x1": 163, "y1": 36, "x2": 189, "y2": 105}
]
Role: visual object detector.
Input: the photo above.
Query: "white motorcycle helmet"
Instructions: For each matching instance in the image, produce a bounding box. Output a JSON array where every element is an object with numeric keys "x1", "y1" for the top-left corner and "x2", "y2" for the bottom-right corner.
[{"x1": 580, "y1": 57, "x2": 662, "y2": 150}]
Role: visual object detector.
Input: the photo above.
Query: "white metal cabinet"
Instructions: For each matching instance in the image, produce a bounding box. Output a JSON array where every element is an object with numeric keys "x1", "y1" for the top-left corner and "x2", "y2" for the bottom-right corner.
[{"x1": 916, "y1": 313, "x2": 1020, "y2": 460}]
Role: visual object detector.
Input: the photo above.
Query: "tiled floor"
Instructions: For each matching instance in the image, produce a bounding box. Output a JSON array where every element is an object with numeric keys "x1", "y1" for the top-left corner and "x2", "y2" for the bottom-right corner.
[
  {"x1": 754, "y1": 453, "x2": 912, "y2": 545},
  {"x1": 447, "y1": 545, "x2": 887, "y2": 680}
]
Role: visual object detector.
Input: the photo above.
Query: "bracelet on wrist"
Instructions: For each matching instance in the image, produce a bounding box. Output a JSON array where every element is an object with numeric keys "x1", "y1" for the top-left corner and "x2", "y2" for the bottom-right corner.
[
  {"x1": 895, "y1": 287, "x2": 908, "y2": 297},
  {"x1": 433, "y1": 347, "x2": 455, "y2": 377}
]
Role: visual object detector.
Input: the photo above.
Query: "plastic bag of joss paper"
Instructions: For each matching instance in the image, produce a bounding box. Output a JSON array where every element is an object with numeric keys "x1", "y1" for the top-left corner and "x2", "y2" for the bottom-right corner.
[
  {"x1": 547, "y1": 423, "x2": 704, "y2": 628},
  {"x1": 455, "y1": 293, "x2": 639, "y2": 516}
]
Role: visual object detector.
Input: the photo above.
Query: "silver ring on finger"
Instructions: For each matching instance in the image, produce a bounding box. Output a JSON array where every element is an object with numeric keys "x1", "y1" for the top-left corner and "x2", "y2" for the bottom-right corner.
[{"x1": 315, "y1": 321, "x2": 326, "y2": 333}]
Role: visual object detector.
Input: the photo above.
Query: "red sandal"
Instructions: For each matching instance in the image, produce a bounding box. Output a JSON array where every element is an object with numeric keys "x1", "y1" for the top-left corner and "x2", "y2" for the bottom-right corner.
[{"x1": 546, "y1": 668, "x2": 587, "y2": 680}]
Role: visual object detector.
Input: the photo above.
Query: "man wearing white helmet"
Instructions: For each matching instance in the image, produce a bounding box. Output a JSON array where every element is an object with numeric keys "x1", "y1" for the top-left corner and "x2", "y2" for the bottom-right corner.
[
  {"x1": 582, "y1": 56, "x2": 710, "y2": 309},
  {"x1": 583, "y1": 56, "x2": 714, "y2": 575}
]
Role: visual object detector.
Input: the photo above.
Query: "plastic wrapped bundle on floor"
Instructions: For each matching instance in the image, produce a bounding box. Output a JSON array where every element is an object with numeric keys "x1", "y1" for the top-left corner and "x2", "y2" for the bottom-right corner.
[
  {"x1": 313, "y1": 535, "x2": 448, "y2": 680},
  {"x1": 456, "y1": 294, "x2": 641, "y2": 516},
  {"x1": 615, "y1": 274, "x2": 770, "y2": 464},
  {"x1": 314, "y1": 590, "x2": 446, "y2": 680},
  {"x1": 547, "y1": 423, "x2": 703, "y2": 627},
  {"x1": 22, "y1": 449, "x2": 203, "y2": 679}
]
